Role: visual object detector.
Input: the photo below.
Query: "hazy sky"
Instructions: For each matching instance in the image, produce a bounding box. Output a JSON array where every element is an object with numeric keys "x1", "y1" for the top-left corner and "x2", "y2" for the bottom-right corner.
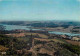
[{"x1": 0, "y1": 0, "x2": 80, "y2": 21}]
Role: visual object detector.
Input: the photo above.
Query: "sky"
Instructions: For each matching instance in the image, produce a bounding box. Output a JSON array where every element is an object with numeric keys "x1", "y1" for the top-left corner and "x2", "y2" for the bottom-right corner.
[{"x1": 0, "y1": 0, "x2": 80, "y2": 21}]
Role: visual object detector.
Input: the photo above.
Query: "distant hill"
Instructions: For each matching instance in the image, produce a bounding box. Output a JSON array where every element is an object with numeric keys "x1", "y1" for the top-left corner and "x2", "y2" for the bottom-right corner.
[{"x1": 0, "y1": 21, "x2": 80, "y2": 28}]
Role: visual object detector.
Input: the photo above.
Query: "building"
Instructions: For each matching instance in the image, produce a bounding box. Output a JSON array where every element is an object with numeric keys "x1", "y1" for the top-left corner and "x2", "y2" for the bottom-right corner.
[{"x1": 71, "y1": 37, "x2": 80, "y2": 41}]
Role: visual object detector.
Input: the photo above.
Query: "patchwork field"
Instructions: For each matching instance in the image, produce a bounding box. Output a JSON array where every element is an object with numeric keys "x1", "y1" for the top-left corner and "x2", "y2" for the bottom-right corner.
[
  {"x1": 6, "y1": 32, "x2": 49, "y2": 38},
  {"x1": 65, "y1": 40, "x2": 80, "y2": 46},
  {"x1": 26, "y1": 33, "x2": 48, "y2": 38}
]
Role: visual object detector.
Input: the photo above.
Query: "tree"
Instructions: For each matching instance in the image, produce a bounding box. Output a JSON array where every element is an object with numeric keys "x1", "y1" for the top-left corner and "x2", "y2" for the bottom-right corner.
[{"x1": 0, "y1": 25, "x2": 5, "y2": 31}]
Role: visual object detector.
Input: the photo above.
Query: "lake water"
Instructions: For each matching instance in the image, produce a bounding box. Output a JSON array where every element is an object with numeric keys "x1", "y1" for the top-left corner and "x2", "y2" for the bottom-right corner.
[
  {"x1": 0, "y1": 24, "x2": 42, "y2": 31},
  {"x1": 1, "y1": 24, "x2": 80, "y2": 36},
  {"x1": 49, "y1": 31, "x2": 80, "y2": 36}
]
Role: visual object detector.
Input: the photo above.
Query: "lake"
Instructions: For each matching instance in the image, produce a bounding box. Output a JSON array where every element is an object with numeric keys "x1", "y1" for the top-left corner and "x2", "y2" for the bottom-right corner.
[
  {"x1": 1, "y1": 24, "x2": 80, "y2": 36},
  {"x1": 0, "y1": 24, "x2": 42, "y2": 30},
  {"x1": 49, "y1": 31, "x2": 80, "y2": 36}
]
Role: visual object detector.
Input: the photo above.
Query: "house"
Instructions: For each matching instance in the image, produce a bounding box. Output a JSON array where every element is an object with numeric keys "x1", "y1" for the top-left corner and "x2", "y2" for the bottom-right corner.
[
  {"x1": 60, "y1": 35, "x2": 67, "y2": 38},
  {"x1": 71, "y1": 37, "x2": 80, "y2": 41}
]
